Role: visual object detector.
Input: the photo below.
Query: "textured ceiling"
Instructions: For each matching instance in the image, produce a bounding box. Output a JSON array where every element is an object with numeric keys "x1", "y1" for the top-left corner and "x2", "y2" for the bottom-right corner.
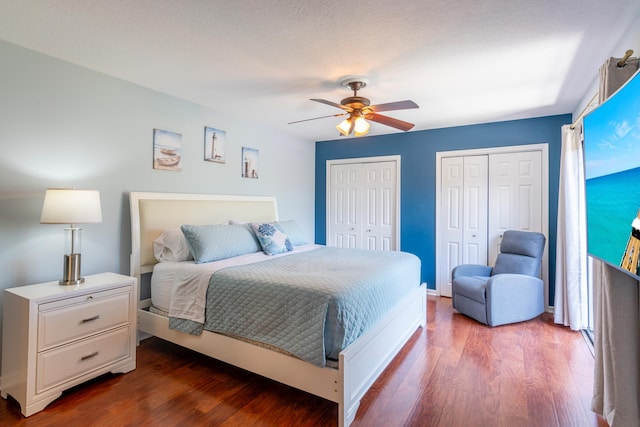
[{"x1": 1, "y1": 0, "x2": 639, "y2": 142}]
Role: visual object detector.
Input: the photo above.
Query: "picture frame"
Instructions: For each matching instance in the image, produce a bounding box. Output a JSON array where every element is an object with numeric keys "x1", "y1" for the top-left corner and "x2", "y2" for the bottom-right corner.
[
  {"x1": 241, "y1": 147, "x2": 259, "y2": 179},
  {"x1": 204, "y1": 126, "x2": 226, "y2": 164},
  {"x1": 153, "y1": 129, "x2": 182, "y2": 171}
]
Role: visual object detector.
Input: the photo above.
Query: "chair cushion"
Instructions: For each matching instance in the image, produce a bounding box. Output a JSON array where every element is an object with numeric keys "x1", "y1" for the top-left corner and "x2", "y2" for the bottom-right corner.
[
  {"x1": 452, "y1": 275, "x2": 490, "y2": 304},
  {"x1": 492, "y1": 253, "x2": 540, "y2": 276},
  {"x1": 499, "y1": 230, "x2": 545, "y2": 258},
  {"x1": 492, "y1": 231, "x2": 546, "y2": 277}
]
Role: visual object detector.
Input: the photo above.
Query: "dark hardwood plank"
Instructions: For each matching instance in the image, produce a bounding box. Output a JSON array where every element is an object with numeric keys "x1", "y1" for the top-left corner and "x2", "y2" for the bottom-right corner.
[{"x1": 0, "y1": 296, "x2": 608, "y2": 426}]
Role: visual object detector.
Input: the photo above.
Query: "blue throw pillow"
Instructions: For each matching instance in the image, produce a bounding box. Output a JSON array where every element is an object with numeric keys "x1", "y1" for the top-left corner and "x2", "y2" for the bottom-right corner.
[
  {"x1": 180, "y1": 224, "x2": 260, "y2": 264},
  {"x1": 276, "y1": 220, "x2": 309, "y2": 246},
  {"x1": 250, "y1": 223, "x2": 293, "y2": 255}
]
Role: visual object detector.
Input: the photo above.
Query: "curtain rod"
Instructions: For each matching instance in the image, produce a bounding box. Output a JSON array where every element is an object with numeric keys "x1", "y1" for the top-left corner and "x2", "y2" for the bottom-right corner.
[
  {"x1": 570, "y1": 49, "x2": 636, "y2": 129},
  {"x1": 570, "y1": 92, "x2": 598, "y2": 129}
]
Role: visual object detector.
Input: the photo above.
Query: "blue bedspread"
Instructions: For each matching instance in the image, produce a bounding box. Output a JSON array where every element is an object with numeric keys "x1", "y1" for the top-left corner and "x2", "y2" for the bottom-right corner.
[{"x1": 169, "y1": 246, "x2": 420, "y2": 366}]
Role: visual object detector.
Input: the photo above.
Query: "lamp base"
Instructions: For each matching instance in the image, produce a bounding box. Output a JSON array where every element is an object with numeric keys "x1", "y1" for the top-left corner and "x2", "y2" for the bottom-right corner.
[
  {"x1": 59, "y1": 278, "x2": 85, "y2": 286},
  {"x1": 60, "y1": 253, "x2": 84, "y2": 286}
]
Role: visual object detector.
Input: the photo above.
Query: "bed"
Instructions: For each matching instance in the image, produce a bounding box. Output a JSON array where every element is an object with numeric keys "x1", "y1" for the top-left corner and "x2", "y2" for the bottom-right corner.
[{"x1": 129, "y1": 191, "x2": 426, "y2": 426}]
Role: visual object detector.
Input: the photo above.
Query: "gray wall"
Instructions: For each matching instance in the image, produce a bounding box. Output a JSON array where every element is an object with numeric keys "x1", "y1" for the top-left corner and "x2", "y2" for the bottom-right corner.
[{"x1": 0, "y1": 40, "x2": 315, "y2": 360}]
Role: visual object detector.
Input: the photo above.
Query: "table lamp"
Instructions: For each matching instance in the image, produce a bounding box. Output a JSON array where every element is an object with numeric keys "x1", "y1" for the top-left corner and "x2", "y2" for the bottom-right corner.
[{"x1": 40, "y1": 188, "x2": 103, "y2": 285}]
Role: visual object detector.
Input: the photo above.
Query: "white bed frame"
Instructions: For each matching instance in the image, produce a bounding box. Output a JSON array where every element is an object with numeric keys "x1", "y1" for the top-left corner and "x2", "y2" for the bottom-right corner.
[{"x1": 129, "y1": 192, "x2": 426, "y2": 426}]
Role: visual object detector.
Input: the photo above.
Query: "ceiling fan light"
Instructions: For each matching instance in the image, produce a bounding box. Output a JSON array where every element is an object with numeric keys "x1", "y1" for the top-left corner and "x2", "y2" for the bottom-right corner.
[
  {"x1": 353, "y1": 116, "x2": 370, "y2": 136},
  {"x1": 336, "y1": 118, "x2": 352, "y2": 136}
]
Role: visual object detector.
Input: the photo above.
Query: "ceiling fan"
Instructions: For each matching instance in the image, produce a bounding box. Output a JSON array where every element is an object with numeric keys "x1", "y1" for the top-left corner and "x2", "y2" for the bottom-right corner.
[{"x1": 289, "y1": 78, "x2": 419, "y2": 137}]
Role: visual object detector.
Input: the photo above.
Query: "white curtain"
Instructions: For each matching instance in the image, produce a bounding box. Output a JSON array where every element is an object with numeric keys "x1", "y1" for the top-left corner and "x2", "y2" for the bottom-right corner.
[
  {"x1": 553, "y1": 124, "x2": 587, "y2": 330},
  {"x1": 591, "y1": 56, "x2": 640, "y2": 427}
]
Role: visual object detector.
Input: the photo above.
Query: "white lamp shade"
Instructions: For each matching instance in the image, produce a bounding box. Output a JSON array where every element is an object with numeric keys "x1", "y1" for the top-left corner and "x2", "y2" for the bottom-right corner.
[
  {"x1": 40, "y1": 189, "x2": 103, "y2": 224},
  {"x1": 353, "y1": 117, "x2": 370, "y2": 136},
  {"x1": 336, "y1": 118, "x2": 352, "y2": 136}
]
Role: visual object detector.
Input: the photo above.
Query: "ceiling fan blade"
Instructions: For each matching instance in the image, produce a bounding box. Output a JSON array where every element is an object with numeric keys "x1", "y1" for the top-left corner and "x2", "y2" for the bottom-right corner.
[
  {"x1": 366, "y1": 113, "x2": 415, "y2": 131},
  {"x1": 310, "y1": 98, "x2": 353, "y2": 112},
  {"x1": 369, "y1": 100, "x2": 419, "y2": 113},
  {"x1": 288, "y1": 113, "x2": 347, "y2": 124}
]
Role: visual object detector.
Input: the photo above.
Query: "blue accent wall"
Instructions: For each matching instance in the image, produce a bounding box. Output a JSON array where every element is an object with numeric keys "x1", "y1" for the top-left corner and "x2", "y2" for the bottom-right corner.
[{"x1": 315, "y1": 114, "x2": 571, "y2": 306}]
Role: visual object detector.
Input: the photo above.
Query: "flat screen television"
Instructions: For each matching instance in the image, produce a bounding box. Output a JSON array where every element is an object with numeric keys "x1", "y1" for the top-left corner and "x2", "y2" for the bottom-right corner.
[{"x1": 584, "y1": 67, "x2": 640, "y2": 279}]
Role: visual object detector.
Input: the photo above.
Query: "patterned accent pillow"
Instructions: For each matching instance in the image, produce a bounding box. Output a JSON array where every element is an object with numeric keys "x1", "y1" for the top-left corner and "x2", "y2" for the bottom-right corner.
[{"x1": 250, "y1": 223, "x2": 293, "y2": 255}]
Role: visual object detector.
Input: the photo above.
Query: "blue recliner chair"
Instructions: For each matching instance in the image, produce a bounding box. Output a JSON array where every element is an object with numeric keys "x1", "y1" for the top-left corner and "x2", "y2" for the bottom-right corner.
[{"x1": 451, "y1": 230, "x2": 546, "y2": 327}]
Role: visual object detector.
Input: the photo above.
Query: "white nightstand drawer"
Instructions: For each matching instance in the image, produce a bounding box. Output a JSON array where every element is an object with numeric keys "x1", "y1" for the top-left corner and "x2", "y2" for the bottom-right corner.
[
  {"x1": 36, "y1": 326, "x2": 130, "y2": 393},
  {"x1": 38, "y1": 293, "x2": 130, "y2": 351},
  {"x1": 38, "y1": 286, "x2": 130, "y2": 312}
]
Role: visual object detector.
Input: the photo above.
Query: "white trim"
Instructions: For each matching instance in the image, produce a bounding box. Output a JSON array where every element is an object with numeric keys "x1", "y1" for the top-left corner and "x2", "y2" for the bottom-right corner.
[
  {"x1": 325, "y1": 155, "x2": 401, "y2": 250},
  {"x1": 435, "y1": 144, "x2": 550, "y2": 310}
]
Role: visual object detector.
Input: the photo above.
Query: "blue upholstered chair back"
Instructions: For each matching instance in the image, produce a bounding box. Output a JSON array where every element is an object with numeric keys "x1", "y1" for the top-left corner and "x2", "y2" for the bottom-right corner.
[{"x1": 491, "y1": 230, "x2": 546, "y2": 277}]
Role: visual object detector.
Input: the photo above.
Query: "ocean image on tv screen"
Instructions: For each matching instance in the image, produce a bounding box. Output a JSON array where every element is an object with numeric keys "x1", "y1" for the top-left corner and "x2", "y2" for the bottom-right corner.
[{"x1": 584, "y1": 69, "x2": 640, "y2": 278}]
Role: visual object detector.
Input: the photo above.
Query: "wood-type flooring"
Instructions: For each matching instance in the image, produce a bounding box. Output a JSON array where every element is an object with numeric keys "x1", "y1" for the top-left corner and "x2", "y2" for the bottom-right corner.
[{"x1": 0, "y1": 296, "x2": 607, "y2": 426}]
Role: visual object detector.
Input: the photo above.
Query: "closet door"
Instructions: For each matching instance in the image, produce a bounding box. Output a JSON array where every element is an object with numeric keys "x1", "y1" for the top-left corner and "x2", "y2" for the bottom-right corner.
[
  {"x1": 362, "y1": 161, "x2": 397, "y2": 250},
  {"x1": 439, "y1": 155, "x2": 488, "y2": 297},
  {"x1": 328, "y1": 159, "x2": 398, "y2": 250},
  {"x1": 328, "y1": 163, "x2": 360, "y2": 249},
  {"x1": 462, "y1": 156, "x2": 489, "y2": 264},
  {"x1": 488, "y1": 150, "x2": 543, "y2": 265}
]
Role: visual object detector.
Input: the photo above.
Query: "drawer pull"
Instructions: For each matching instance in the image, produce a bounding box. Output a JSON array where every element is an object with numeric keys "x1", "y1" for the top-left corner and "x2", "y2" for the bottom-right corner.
[
  {"x1": 81, "y1": 315, "x2": 100, "y2": 323},
  {"x1": 80, "y1": 351, "x2": 99, "y2": 361}
]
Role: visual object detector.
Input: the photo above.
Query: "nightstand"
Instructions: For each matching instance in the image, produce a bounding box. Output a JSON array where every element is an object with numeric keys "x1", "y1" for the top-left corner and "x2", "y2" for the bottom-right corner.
[{"x1": 0, "y1": 272, "x2": 137, "y2": 417}]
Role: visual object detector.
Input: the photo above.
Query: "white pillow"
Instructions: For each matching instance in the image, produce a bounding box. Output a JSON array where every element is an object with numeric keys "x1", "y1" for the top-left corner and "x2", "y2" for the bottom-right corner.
[{"x1": 153, "y1": 229, "x2": 193, "y2": 262}]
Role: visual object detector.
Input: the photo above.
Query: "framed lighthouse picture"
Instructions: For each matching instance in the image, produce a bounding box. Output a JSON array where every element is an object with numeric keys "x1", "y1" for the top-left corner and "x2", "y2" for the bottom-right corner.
[
  {"x1": 241, "y1": 147, "x2": 259, "y2": 179},
  {"x1": 204, "y1": 126, "x2": 226, "y2": 164}
]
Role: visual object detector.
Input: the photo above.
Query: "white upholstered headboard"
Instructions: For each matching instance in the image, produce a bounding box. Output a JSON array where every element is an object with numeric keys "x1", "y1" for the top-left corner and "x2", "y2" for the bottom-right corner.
[{"x1": 129, "y1": 192, "x2": 278, "y2": 277}]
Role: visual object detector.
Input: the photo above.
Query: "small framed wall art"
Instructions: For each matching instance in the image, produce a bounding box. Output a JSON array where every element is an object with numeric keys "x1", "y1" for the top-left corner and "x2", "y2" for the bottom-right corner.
[
  {"x1": 204, "y1": 126, "x2": 226, "y2": 163},
  {"x1": 241, "y1": 147, "x2": 259, "y2": 179},
  {"x1": 153, "y1": 129, "x2": 182, "y2": 171}
]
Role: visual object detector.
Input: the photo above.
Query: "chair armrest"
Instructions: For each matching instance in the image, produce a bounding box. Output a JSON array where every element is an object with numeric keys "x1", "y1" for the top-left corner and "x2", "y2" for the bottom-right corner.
[
  {"x1": 451, "y1": 264, "x2": 493, "y2": 280},
  {"x1": 485, "y1": 274, "x2": 544, "y2": 326}
]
